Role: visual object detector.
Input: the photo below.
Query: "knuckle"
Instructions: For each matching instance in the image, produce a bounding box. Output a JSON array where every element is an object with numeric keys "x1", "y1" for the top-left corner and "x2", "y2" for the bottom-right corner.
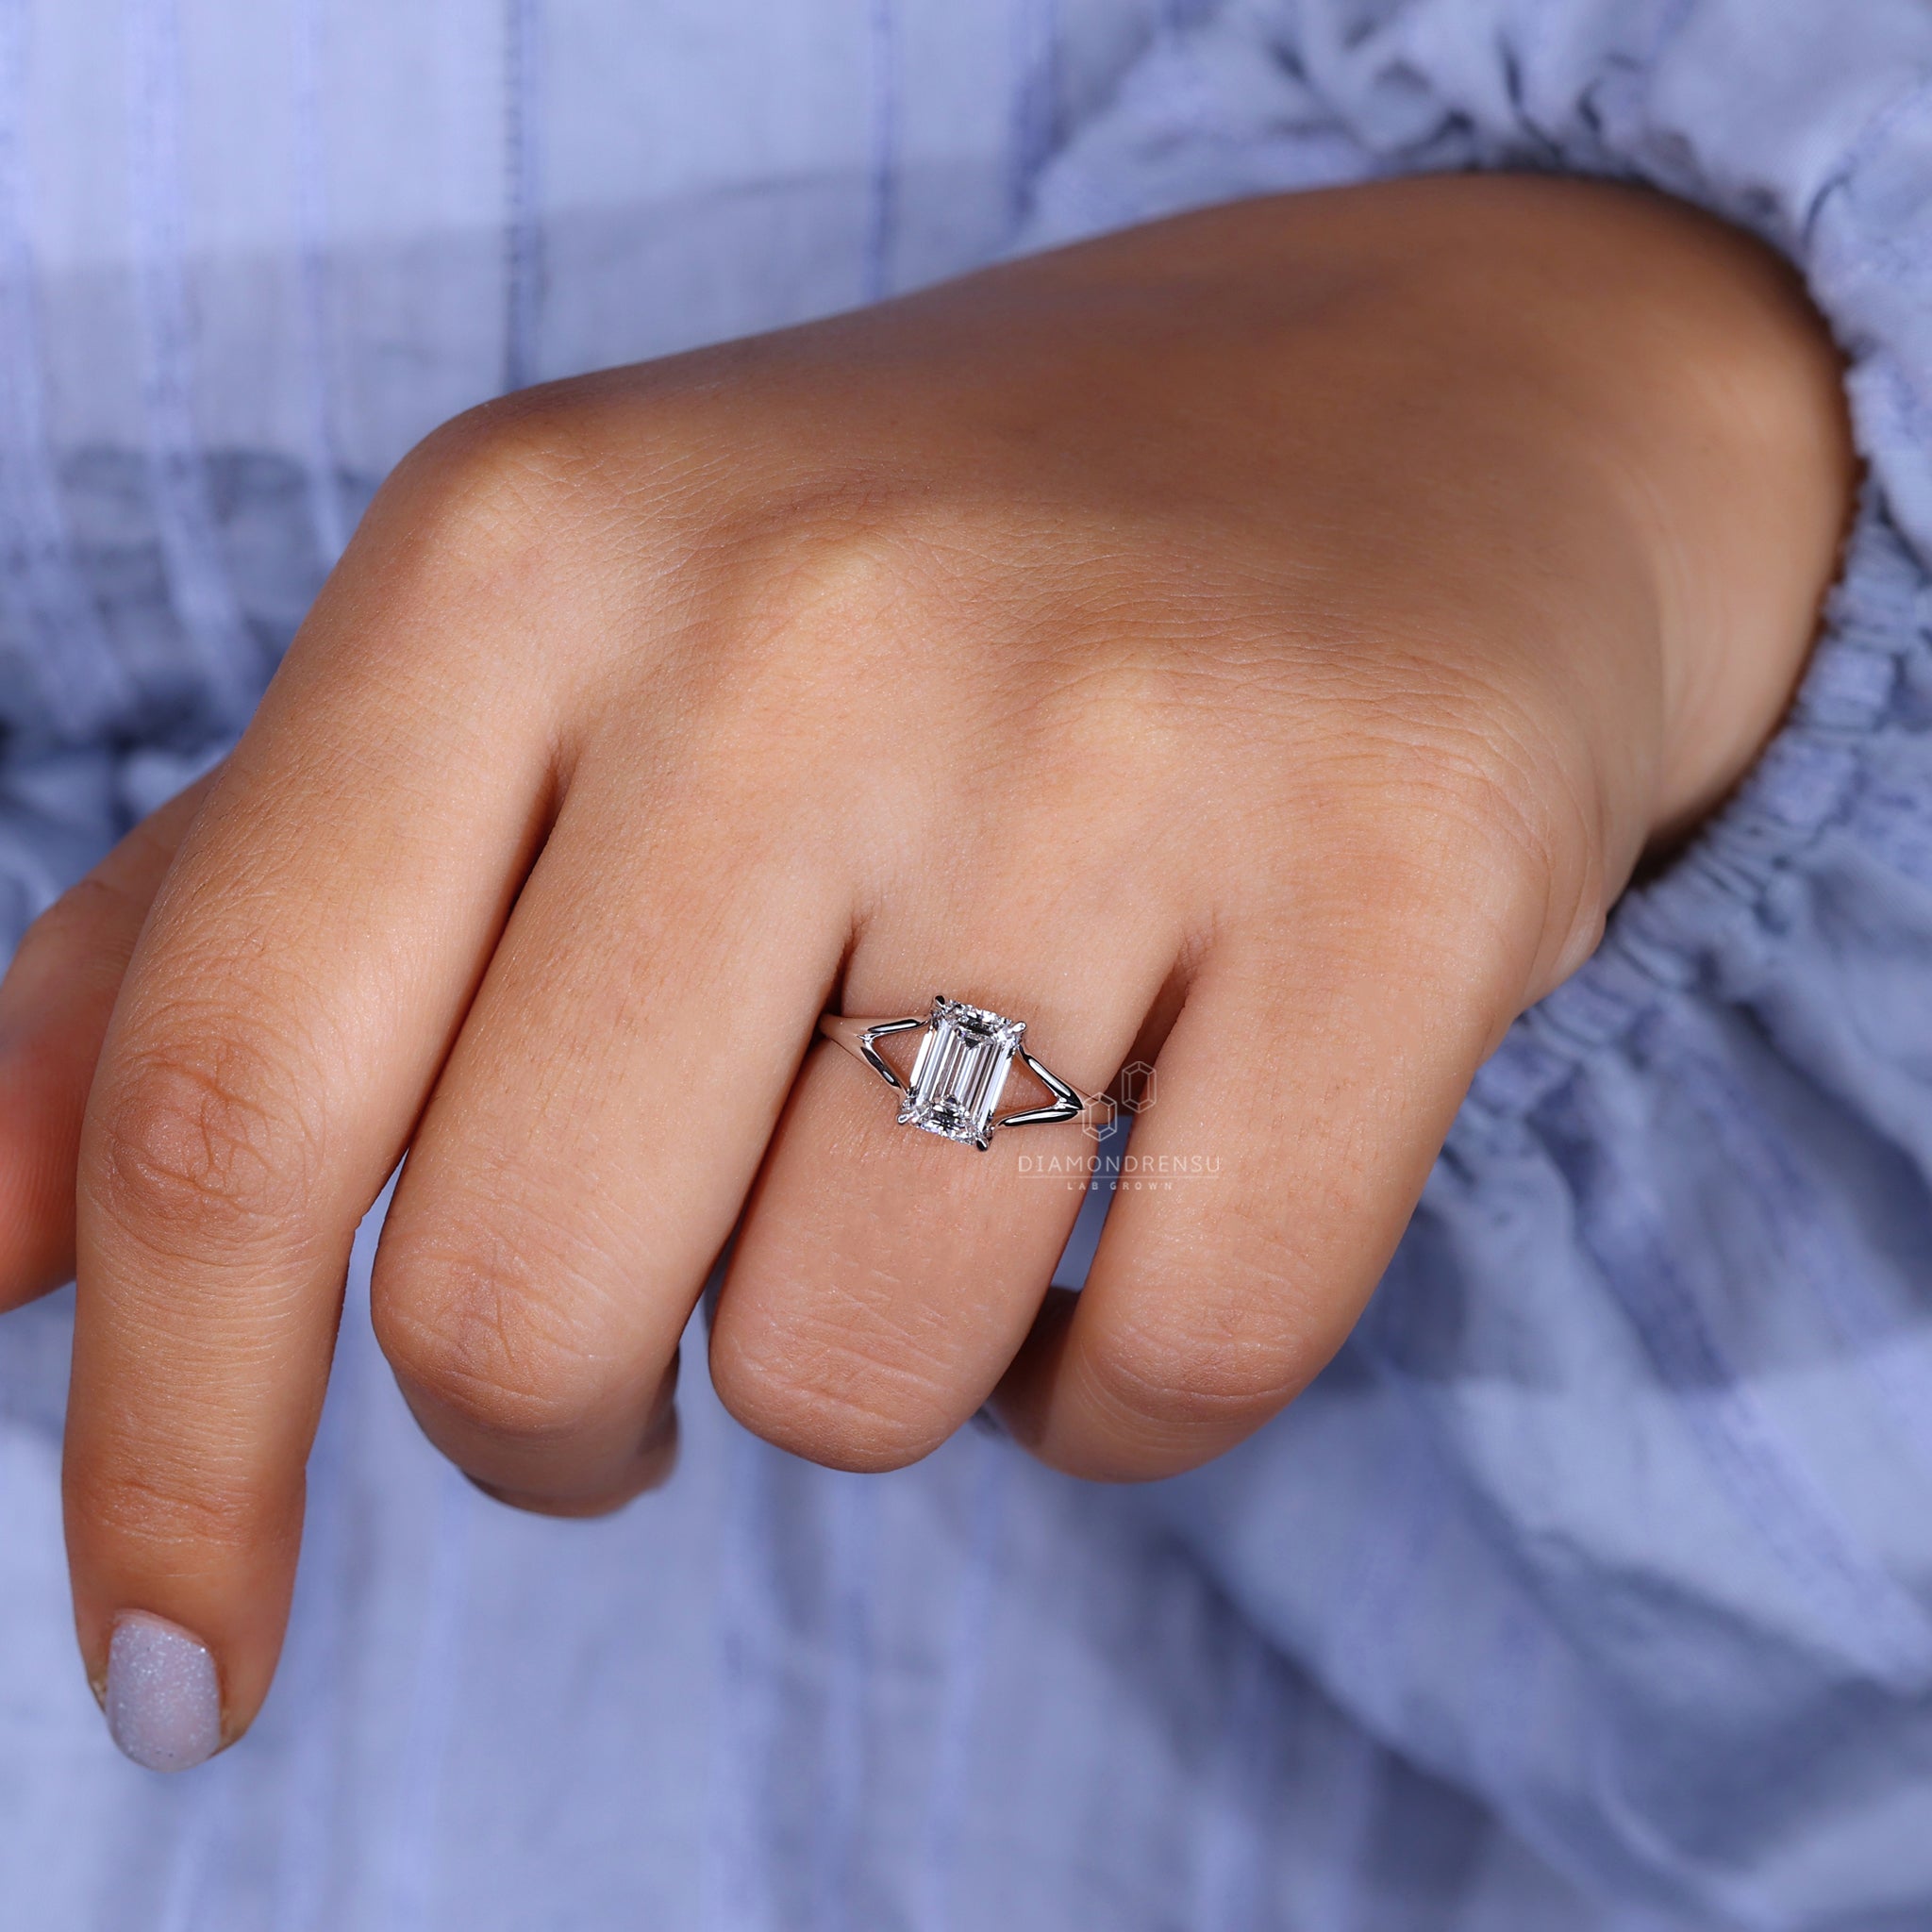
[
  {"x1": 747, "y1": 501, "x2": 912, "y2": 626},
  {"x1": 406, "y1": 392, "x2": 596, "y2": 529},
  {"x1": 365, "y1": 393, "x2": 625, "y2": 630},
  {"x1": 709, "y1": 1323, "x2": 950, "y2": 1474},
  {"x1": 374, "y1": 1239, "x2": 616, "y2": 1447},
  {"x1": 20, "y1": 878, "x2": 122, "y2": 956},
  {"x1": 1083, "y1": 1301, "x2": 1305, "y2": 1452},
  {"x1": 1349, "y1": 675, "x2": 1599, "y2": 908},
  {"x1": 81, "y1": 1457, "x2": 289, "y2": 1562},
  {"x1": 89, "y1": 1028, "x2": 321, "y2": 1251},
  {"x1": 7, "y1": 877, "x2": 139, "y2": 993},
  {"x1": 474, "y1": 1414, "x2": 681, "y2": 1518},
  {"x1": 369, "y1": 388, "x2": 703, "y2": 697},
  {"x1": 690, "y1": 510, "x2": 914, "y2": 707}
]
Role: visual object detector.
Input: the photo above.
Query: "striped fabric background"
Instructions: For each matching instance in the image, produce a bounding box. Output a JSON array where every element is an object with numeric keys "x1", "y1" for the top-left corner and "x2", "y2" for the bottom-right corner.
[{"x1": 8, "y1": 2, "x2": 1932, "y2": 1926}]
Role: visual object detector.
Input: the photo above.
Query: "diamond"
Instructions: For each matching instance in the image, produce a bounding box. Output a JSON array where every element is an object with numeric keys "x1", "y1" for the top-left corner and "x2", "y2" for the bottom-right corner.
[{"x1": 899, "y1": 996, "x2": 1025, "y2": 1149}]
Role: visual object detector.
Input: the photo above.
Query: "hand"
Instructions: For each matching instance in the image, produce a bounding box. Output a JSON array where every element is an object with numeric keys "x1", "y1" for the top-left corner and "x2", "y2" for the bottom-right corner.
[{"x1": 0, "y1": 175, "x2": 1853, "y2": 1765}]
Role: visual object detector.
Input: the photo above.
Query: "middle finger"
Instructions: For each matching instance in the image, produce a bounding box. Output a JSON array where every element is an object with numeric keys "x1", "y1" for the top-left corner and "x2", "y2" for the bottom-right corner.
[{"x1": 369, "y1": 729, "x2": 854, "y2": 1509}]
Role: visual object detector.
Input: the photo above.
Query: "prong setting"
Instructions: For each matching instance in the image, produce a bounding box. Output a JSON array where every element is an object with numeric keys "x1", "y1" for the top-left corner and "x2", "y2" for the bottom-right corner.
[{"x1": 819, "y1": 995, "x2": 1110, "y2": 1147}]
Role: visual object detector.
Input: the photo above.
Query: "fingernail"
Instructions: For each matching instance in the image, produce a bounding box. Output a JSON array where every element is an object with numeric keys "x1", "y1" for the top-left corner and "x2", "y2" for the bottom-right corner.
[{"x1": 105, "y1": 1612, "x2": 222, "y2": 1772}]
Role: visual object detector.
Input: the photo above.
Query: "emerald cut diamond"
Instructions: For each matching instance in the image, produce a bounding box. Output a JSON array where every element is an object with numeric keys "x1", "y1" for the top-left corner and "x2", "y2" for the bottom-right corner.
[{"x1": 900, "y1": 997, "x2": 1025, "y2": 1149}]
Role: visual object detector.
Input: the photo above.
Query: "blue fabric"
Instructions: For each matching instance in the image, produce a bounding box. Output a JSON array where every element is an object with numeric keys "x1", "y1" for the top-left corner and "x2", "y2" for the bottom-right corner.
[{"x1": 3, "y1": 2, "x2": 1932, "y2": 1926}]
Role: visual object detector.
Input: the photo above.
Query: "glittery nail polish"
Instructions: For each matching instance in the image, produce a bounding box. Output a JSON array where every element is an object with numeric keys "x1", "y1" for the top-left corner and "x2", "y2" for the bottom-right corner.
[{"x1": 105, "y1": 1612, "x2": 222, "y2": 1773}]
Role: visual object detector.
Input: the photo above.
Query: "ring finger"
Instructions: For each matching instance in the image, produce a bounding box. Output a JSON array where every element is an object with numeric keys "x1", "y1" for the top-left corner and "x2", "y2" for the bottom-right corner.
[{"x1": 708, "y1": 834, "x2": 1185, "y2": 1472}]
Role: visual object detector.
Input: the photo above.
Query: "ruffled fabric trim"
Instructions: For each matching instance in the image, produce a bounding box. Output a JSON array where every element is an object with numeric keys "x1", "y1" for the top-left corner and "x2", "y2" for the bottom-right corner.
[{"x1": 1468, "y1": 499, "x2": 1928, "y2": 1130}]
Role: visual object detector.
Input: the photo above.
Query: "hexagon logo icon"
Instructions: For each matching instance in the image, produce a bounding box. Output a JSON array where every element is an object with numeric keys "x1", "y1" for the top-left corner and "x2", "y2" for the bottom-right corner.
[{"x1": 1119, "y1": 1061, "x2": 1157, "y2": 1115}]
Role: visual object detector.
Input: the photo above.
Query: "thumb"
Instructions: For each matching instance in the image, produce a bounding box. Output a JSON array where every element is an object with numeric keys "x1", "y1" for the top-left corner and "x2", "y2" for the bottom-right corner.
[{"x1": 0, "y1": 770, "x2": 221, "y2": 1308}]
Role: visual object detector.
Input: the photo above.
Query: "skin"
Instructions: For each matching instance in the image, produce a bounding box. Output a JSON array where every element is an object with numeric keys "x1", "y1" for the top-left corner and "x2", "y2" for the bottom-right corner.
[{"x1": 0, "y1": 175, "x2": 1855, "y2": 1752}]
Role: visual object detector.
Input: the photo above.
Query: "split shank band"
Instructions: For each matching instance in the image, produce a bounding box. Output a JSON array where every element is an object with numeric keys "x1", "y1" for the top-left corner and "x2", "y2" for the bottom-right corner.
[{"x1": 818, "y1": 995, "x2": 1114, "y2": 1151}]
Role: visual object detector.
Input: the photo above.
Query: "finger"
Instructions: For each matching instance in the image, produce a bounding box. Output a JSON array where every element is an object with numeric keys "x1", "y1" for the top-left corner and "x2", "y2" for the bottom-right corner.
[
  {"x1": 994, "y1": 860, "x2": 1528, "y2": 1482},
  {"x1": 707, "y1": 833, "x2": 1181, "y2": 1473},
  {"x1": 370, "y1": 741, "x2": 852, "y2": 1513},
  {"x1": 0, "y1": 772, "x2": 218, "y2": 1310},
  {"x1": 464, "y1": 1355, "x2": 682, "y2": 1518},
  {"x1": 67, "y1": 432, "x2": 592, "y2": 1763}
]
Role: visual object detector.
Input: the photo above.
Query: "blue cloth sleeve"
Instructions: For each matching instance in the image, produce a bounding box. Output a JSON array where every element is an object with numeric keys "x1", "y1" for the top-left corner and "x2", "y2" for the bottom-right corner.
[{"x1": 1028, "y1": 3, "x2": 1932, "y2": 1922}]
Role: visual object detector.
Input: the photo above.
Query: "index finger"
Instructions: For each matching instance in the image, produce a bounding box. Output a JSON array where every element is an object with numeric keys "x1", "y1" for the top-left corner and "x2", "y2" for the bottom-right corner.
[{"x1": 65, "y1": 435, "x2": 574, "y2": 1767}]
